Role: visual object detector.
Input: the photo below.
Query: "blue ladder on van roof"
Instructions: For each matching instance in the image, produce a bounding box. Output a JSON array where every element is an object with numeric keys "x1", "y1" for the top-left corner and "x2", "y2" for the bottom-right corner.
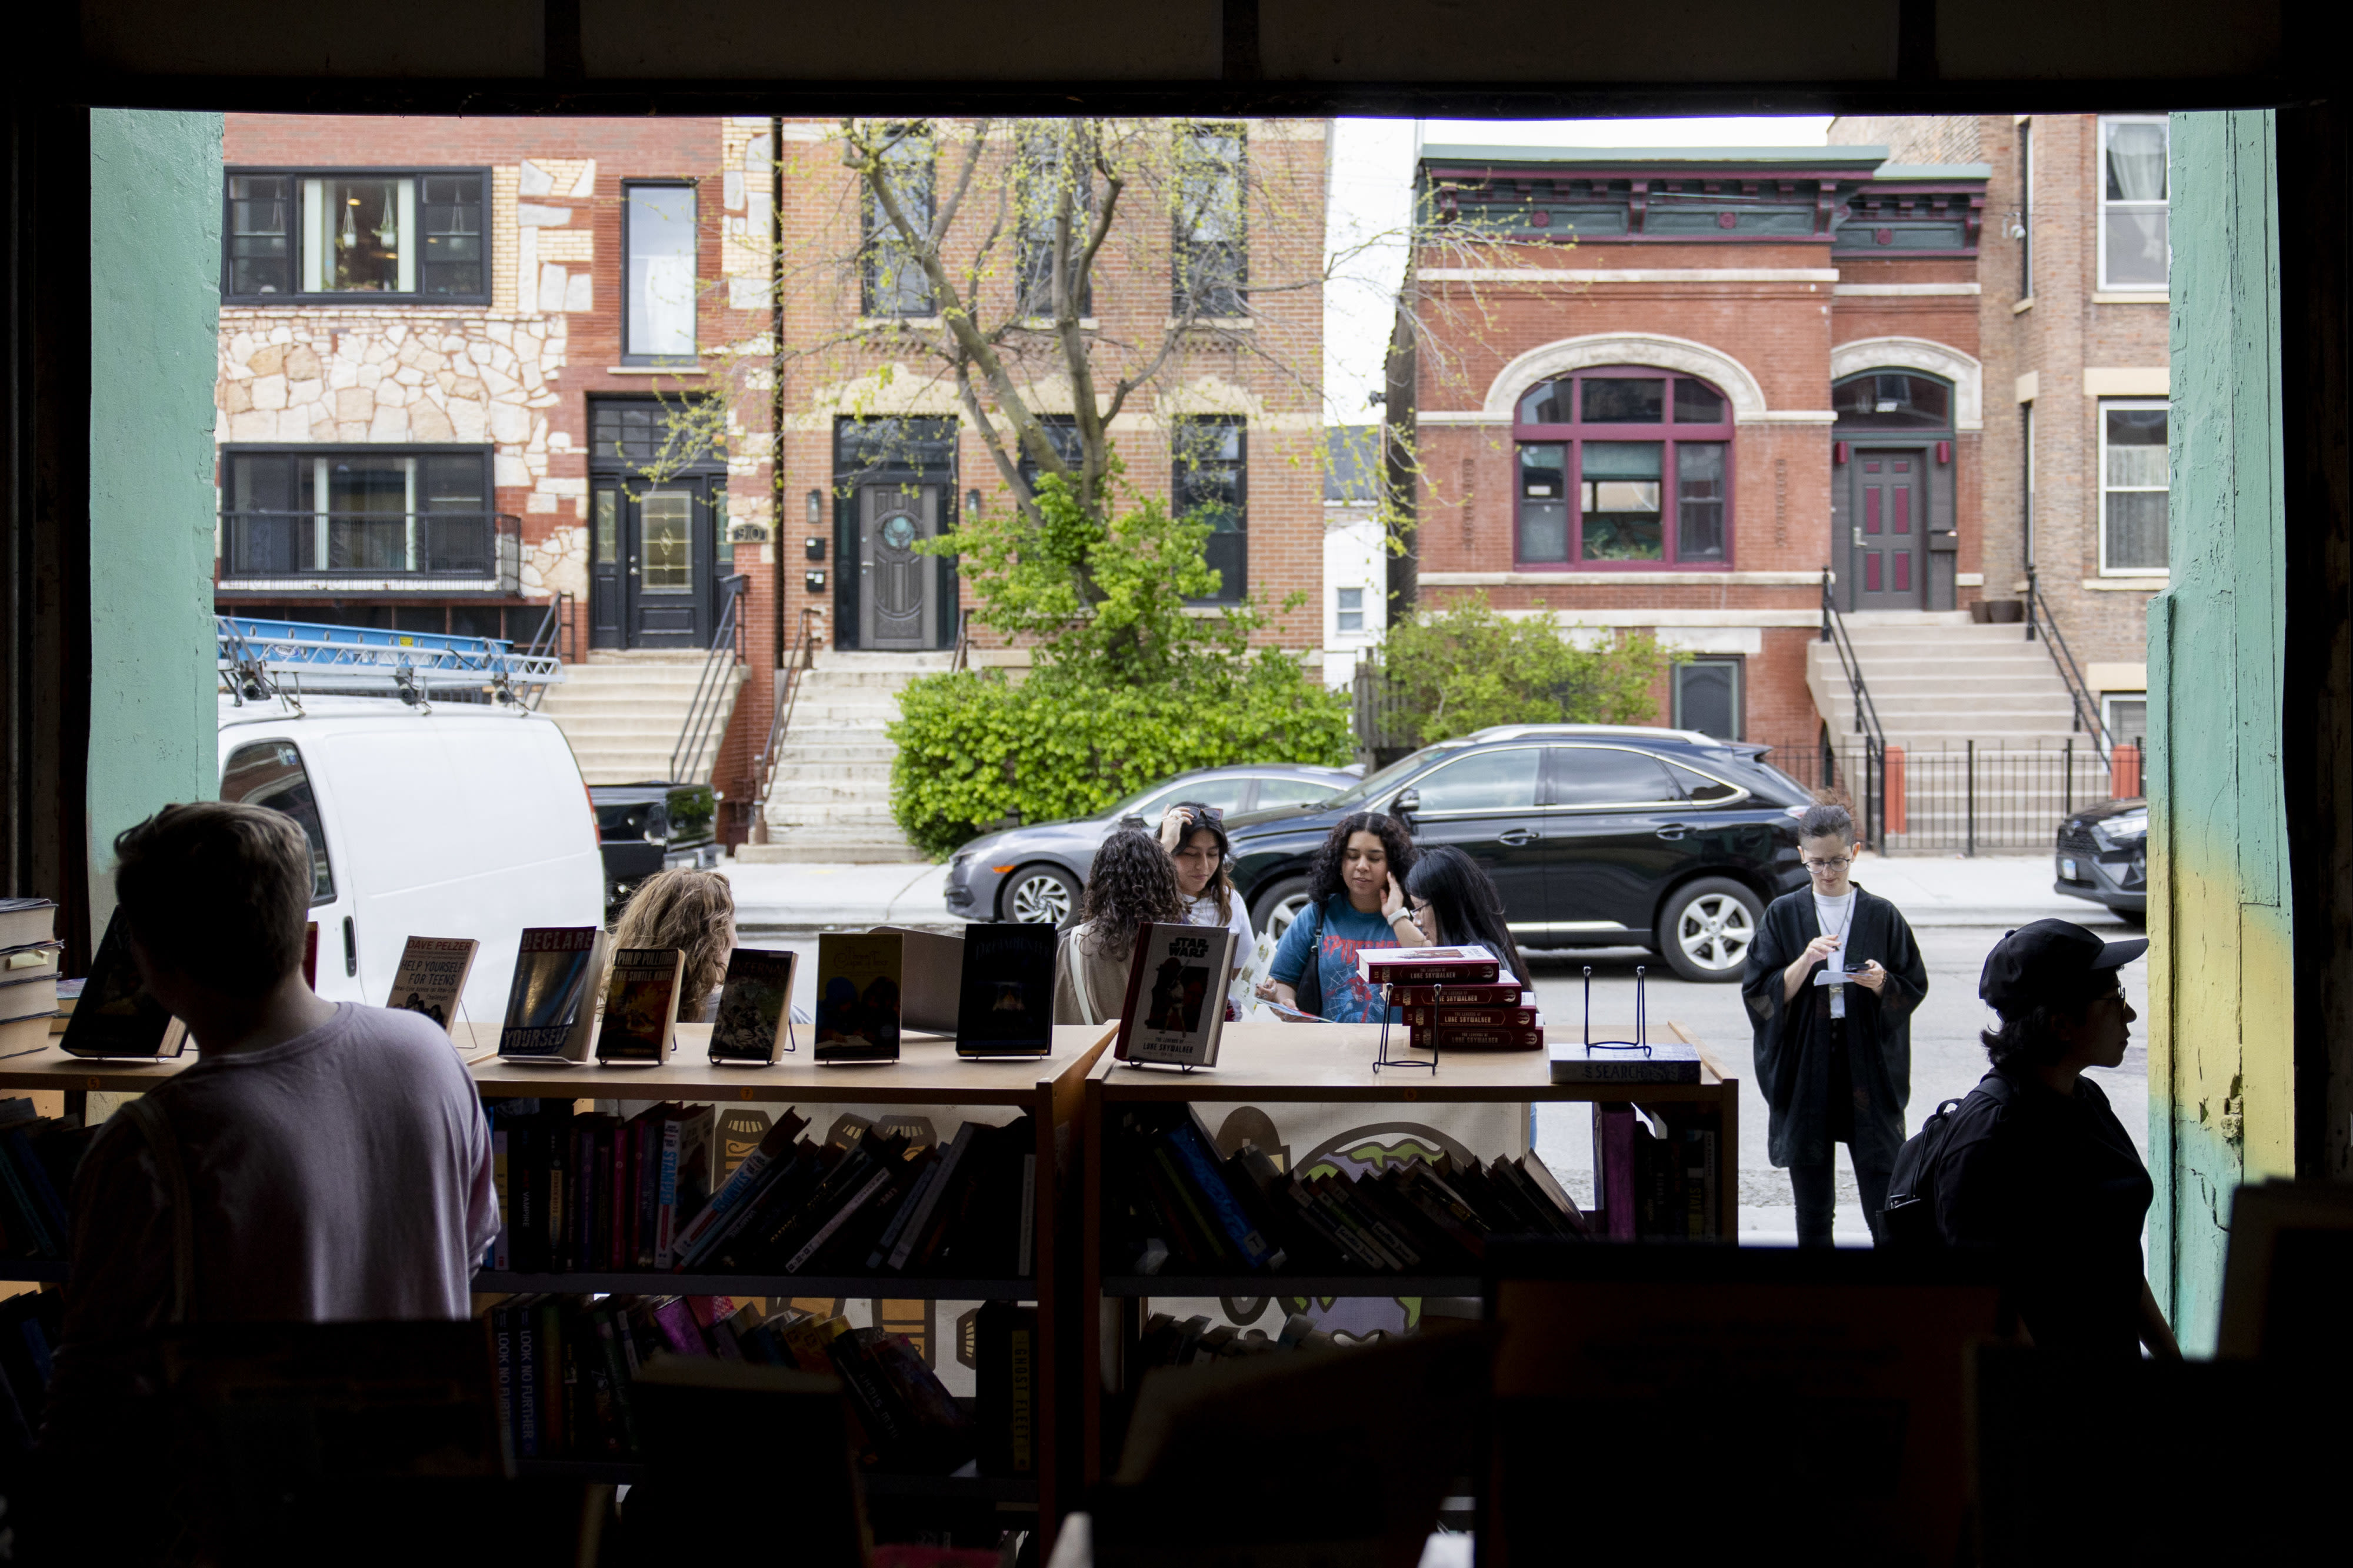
[{"x1": 217, "y1": 616, "x2": 565, "y2": 700}]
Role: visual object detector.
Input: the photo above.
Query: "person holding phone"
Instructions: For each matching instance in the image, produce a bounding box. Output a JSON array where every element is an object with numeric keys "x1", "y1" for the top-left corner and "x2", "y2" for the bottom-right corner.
[
  {"x1": 1159, "y1": 801, "x2": 1254, "y2": 965},
  {"x1": 1264, "y1": 812, "x2": 1425, "y2": 1022}
]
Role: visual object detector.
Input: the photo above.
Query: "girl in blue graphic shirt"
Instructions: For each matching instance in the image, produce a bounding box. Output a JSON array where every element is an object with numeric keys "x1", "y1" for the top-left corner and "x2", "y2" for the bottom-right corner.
[{"x1": 1265, "y1": 812, "x2": 1426, "y2": 1023}]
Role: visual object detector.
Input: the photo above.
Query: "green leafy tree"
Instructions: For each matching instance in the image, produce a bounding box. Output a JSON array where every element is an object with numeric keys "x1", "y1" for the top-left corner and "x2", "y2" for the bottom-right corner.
[{"x1": 1377, "y1": 591, "x2": 1684, "y2": 746}]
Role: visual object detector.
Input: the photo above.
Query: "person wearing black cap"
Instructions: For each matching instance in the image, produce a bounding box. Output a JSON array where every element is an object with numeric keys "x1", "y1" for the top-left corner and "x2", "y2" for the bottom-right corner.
[
  {"x1": 1928, "y1": 918, "x2": 2180, "y2": 1359},
  {"x1": 1741, "y1": 801, "x2": 1929, "y2": 1246}
]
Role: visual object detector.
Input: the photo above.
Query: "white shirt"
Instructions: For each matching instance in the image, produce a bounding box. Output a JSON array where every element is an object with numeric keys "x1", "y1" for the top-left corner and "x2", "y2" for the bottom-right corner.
[
  {"x1": 1812, "y1": 889, "x2": 1858, "y2": 1016},
  {"x1": 1182, "y1": 889, "x2": 1255, "y2": 965}
]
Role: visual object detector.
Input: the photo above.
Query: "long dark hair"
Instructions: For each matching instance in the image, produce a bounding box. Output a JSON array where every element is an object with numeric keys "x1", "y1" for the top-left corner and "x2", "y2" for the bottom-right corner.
[
  {"x1": 1082, "y1": 827, "x2": 1183, "y2": 957},
  {"x1": 1306, "y1": 812, "x2": 1418, "y2": 908},
  {"x1": 1168, "y1": 803, "x2": 1238, "y2": 925},
  {"x1": 1405, "y1": 845, "x2": 1529, "y2": 987}
]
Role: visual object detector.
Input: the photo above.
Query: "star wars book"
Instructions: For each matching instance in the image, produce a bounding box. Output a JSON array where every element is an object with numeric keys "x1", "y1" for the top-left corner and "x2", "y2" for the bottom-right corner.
[
  {"x1": 1113, "y1": 922, "x2": 1238, "y2": 1069},
  {"x1": 709, "y1": 948, "x2": 797, "y2": 1063},
  {"x1": 595, "y1": 947, "x2": 686, "y2": 1064},
  {"x1": 58, "y1": 909, "x2": 187, "y2": 1060},
  {"x1": 954, "y1": 922, "x2": 1056, "y2": 1057},
  {"x1": 498, "y1": 926, "x2": 610, "y2": 1061},
  {"x1": 385, "y1": 936, "x2": 479, "y2": 1036},
  {"x1": 1358, "y1": 945, "x2": 1502, "y2": 986},
  {"x1": 814, "y1": 932, "x2": 902, "y2": 1063}
]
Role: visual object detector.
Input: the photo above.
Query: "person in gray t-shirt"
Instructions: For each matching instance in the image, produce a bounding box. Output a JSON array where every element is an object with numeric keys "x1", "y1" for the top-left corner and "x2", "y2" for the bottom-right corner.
[{"x1": 57, "y1": 803, "x2": 499, "y2": 1360}]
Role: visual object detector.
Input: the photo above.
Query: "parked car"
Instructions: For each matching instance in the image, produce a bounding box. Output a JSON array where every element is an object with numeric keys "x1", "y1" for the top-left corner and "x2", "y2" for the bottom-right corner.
[
  {"x1": 1223, "y1": 725, "x2": 1815, "y2": 982},
  {"x1": 2054, "y1": 796, "x2": 2148, "y2": 920},
  {"x1": 591, "y1": 781, "x2": 721, "y2": 916},
  {"x1": 942, "y1": 763, "x2": 1365, "y2": 926},
  {"x1": 217, "y1": 693, "x2": 608, "y2": 1021}
]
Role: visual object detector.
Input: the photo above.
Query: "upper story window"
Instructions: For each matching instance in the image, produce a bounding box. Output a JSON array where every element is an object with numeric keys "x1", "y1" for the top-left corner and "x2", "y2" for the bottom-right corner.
[
  {"x1": 1174, "y1": 417, "x2": 1247, "y2": 603},
  {"x1": 624, "y1": 182, "x2": 698, "y2": 362},
  {"x1": 1512, "y1": 368, "x2": 1734, "y2": 568},
  {"x1": 1016, "y1": 125, "x2": 1094, "y2": 319},
  {"x1": 1831, "y1": 372, "x2": 1952, "y2": 432},
  {"x1": 223, "y1": 169, "x2": 488, "y2": 303},
  {"x1": 1015, "y1": 415, "x2": 1084, "y2": 492},
  {"x1": 1172, "y1": 125, "x2": 1247, "y2": 317},
  {"x1": 2100, "y1": 401, "x2": 2169, "y2": 574},
  {"x1": 863, "y1": 127, "x2": 936, "y2": 318},
  {"x1": 2099, "y1": 116, "x2": 2169, "y2": 291}
]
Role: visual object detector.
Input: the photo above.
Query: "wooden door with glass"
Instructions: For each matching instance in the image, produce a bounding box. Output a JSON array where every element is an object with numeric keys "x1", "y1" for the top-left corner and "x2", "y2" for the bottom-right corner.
[{"x1": 591, "y1": 476, "x2": 714, "y2": 649}]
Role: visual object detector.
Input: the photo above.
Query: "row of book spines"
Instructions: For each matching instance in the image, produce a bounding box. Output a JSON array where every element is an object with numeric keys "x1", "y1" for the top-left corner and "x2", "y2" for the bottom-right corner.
[
  {"x1": 0, "y1": 1110, "x2": 86, "y2": 1262},
  {"x1": 490, "y1": 1103, "x2": 711, "y2": 1274},
  {"x1": 1597, "y1": 1105, "x2": 1722, "y2": 1241},
  {"x1": 0, "y1": 1289, "x2": 64, "y2": 1452}
]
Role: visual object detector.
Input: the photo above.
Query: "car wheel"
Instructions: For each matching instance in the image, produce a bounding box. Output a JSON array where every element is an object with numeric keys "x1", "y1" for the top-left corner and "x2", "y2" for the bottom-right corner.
[
  {"x1": 1250, "y1": 876, "x2": 1315, "y2": 944},
  {"x1": 1000, "y1": 862, "x2": 1080, "y2": 926},
  {"x1": 1657, "y1": 878, "x2": 1764, "y2": 983}
]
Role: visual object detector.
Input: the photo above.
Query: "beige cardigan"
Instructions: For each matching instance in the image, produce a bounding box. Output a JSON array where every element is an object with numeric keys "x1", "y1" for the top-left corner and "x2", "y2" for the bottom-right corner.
[{"x1": 1053, "y1": 922, "x2": 1136, "y2": 1025}]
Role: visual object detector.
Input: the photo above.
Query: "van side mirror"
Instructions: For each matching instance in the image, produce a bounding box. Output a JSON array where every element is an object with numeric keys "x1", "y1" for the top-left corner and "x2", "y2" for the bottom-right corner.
[{"x1": 1391, "y1": 788, "x2": 1421, "y2": 816}]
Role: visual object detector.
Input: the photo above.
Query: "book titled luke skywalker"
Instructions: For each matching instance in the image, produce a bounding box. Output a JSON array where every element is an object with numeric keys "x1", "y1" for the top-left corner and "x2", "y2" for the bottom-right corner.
[
  {"x1": 814, "y1": 932, "x2": 902, "y2": 1063},
  {"x1": 709, "y1": 948, "x2": 797, "y2": 1063},
  {"x1": 595, "y1": 946, "x2": 686, "y2": 1064},
  {"x1": 1112, "y1": 922, "x2": 1238, "y2": 1069},
  {"x1": 498, "y1": 926, "x2": 609, "y2": 1061},
  {"x1": 954, "y1": 922, "x2": 1056, "y2": 1058},
  {"x1": 385, "y1": 936, "x2": 479, "y2": 1036},
  {"x1": 58, "y1": 909, "x2": 187, "y2": 1060},
  {"x1": 1358, "y1": 944, "x2": 1502, "y2": 987}
]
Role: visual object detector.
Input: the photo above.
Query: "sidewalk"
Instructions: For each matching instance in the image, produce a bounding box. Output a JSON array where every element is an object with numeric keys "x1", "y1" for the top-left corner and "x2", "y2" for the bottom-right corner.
[{"x1": 1854, "y1": 851, "x2": 2132, "y2": 927}]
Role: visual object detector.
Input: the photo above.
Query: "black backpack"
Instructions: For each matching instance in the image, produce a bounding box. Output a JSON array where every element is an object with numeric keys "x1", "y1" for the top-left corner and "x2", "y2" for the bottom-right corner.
[{"x1": 1881, "y1": 1073, "x2": 2014, "y2": 1250}]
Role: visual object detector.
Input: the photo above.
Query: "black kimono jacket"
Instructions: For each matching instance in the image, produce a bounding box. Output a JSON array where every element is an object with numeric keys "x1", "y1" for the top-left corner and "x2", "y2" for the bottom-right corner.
[{"x1": 1741, "y1": 882, "x2": 1928, "y2": 1169}]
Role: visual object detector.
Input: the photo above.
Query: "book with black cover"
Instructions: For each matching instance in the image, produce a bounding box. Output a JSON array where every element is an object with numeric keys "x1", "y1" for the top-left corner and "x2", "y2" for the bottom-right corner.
[
  {"x1": 975, "y1": 1301, "x2": 1039, "y2": 1477},
  {"x1": 58, "y1": 909, "x2": 186, "y2": 1060},
  {"x1": 709, "y1": 947, "x2": 796, "y2": 1062},
  {"x1": 1549, "y1": 1040, "x2": 1704, "y2": 1083},
  {"x1": 813, "y1": 932, "x2": 901, "y2": 1063},
  {"x1": 595, "y1": 947, "x2": 686, "y2": 1063},
  {"x1": 499, "y1": 927, "x2": 609, "y2": 1060},
  {"x1": 954, "y1": 922, "x2": 1056, "y2": 1057},
  {"x1": 385, "y1": 936, "x2": 479, "y2": 1035},
  {"x1": 1114, "y1": 923, "x2": 1238, "y2": 1069}
]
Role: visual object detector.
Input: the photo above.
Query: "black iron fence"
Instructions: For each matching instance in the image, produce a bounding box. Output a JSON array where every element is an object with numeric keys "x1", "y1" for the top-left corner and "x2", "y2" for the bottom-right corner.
[
  {"x1": 219, "y1": 510, "x2": 522, "y2": 590},
  {"x1": 1753, "y1": 735, "x2": 2146, "y2": 855}
]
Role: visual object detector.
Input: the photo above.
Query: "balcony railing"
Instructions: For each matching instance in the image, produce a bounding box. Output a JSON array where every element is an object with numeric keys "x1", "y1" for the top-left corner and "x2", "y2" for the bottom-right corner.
[{"x1": 218, "y1": 511, "x2": 522, "y2": 592}]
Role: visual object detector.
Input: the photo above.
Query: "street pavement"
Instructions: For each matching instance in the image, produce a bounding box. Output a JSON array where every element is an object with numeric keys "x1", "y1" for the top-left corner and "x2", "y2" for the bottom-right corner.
[{"x1": 725, "y1": 850, "x2": 2147, "y2": 1246}]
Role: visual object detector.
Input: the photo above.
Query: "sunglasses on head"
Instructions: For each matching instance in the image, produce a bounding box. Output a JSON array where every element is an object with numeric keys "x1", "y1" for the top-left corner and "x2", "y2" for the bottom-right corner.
[{"x1": 1173, "y1": 801, "x2": 1224, "y2": 825}]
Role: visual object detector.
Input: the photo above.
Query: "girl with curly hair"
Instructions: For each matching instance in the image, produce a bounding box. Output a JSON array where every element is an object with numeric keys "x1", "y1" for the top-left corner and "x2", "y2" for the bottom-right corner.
[
  {"x1": 613, "y1": 868, "x2": 738, "y2": 1022},
  {"x1": 1265, "y1": 811, "x2": 1425, "y2": 1022},
  {"x1": 1054, "y1": 827, "x2": 1183, "y2": 1025}
]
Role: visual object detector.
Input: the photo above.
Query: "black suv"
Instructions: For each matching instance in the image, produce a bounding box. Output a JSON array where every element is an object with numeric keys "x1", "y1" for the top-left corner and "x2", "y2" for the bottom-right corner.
[{"x1": 1226, "y1": 725, "x2": 1814, "y2": 982}]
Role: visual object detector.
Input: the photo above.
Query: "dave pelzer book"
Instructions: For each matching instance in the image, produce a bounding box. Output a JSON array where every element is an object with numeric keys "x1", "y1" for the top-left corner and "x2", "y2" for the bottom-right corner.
[
  {"x1": 385, "y1": 936, "x2": 479, "y2": 1036},
  {"x1": 1114, "y1": 923, "x2": 1238, "y2": 1069},
  {"x1": 955, "y1": 922, "x2": 1056, "y2": 1058},
  {"x1": 595, "y1": 947, "x2": 686, "y2": 1064},
  {"x1": 709, "y1": 948, "x2": 796, "y2": 1063},
  {"x1": 499, "y1": 927, "x2": 609, "y2": 1062},
  {"x1": 814, "y1": 932, "x2": 902, "y2": 1063}
]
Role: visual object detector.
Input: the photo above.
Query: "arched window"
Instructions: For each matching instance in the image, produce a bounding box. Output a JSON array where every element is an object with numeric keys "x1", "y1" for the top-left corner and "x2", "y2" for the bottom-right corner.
[{"x1": 1512, "y1": 366, "x2": 1734, "y2": 567}]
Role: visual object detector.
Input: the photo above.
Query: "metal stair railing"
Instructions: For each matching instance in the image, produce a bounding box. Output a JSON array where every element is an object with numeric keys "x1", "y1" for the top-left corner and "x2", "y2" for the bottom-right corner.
[
  {"x1": 748, "y1": 606, "x2": 825, "y2": 842},
  {"x1": 516, "y1": 591, "x2": 575, "y2": 708},
  {"x1": 1819, "y1": 566, "x2": 1890, "y2": 851},
  {"x1": 670, "y1": 573, "x2": 751, "y2": 783},
  {"x1": 2023, "y1": 565, "x2": 2114, "y2": 767}
]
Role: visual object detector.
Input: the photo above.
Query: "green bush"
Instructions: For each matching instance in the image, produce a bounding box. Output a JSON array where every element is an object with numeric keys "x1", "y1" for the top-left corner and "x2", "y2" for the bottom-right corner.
[
  {"x1": 888, "y1": 658, "x2": 1355, "y2": 860},
  {"x1": 1379, "y1": 590, "x2": 1683, "y2": 746}
]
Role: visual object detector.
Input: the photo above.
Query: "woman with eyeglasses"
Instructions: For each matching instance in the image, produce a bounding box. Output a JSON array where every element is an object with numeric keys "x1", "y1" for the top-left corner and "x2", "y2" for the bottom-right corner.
[
  {"x1": 1264, "y1": 811, "x2": 1424, "y2": 1022},
  {"x1": 1740, "y1": 800, "x2": 1928, "y2": 1246},
  {"x1": 1402, "y1": 845, "x2": 1529, "y2": 991},
  {"x1": 1159, "y1": 802, "x2": 1254, "y2": 966}
]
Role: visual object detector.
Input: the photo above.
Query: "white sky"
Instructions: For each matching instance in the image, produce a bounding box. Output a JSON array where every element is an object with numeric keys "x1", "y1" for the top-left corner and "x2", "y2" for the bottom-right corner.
[{"x1": 1322, "y1": 116, "x2": 1835, "y2": 423}]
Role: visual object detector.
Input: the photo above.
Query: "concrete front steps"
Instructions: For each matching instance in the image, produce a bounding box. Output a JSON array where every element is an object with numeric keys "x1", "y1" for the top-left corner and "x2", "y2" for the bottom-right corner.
[
  {"x1": 537, "y1": 650, "x2": 747, "y2": 785},
  {"x1": 739, "y1": 650, "x2": 952, "y2": 865}
]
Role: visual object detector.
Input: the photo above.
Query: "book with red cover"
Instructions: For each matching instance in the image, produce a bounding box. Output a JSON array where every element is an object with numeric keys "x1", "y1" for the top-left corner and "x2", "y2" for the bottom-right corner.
[
  {"x1": 1388, "y1": 982, "x2": 1527, "y2": 1007},
  {"x1": 1357, "y1": 945, "x2": 1501, "y2": 986},
  {"x1": 1399, "y1": 1005, "x2": 1540, "y2": 1028},
  {"x1": 1408, "y1": 1024, "x2": 1544, "y2": 1050}
]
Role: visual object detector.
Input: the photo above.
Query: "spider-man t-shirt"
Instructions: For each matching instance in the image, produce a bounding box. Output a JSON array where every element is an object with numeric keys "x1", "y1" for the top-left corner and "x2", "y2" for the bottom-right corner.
[{"x1": 1268, "y1": 896, "x2": 1402, "y2": 1023}]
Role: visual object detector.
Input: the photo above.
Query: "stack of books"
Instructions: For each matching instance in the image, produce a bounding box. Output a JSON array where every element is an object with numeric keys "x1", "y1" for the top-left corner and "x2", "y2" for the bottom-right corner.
[
  {"x1": 1360, "y1": 946, "x2": 1544, "y2": 1050},
  {"x1": 0, "y1": 899, "x2": 61, "y2": 1057},
  {"x1": 487, "y1": 1294, "x2": 987, "y2": 1474},
  {"x1": 1599, "y1": 1103, "x2": 1722, "y2": 1241},
  {"x1": 1106, "y1": 1101, "x2": 1588, "y2": 1279},
  {"x1": 486, "y1": 1101, "x2": 1038, "y2": 1281},
  {"x1": 0, "y1": 1097, "x2": 91, "y2": 1268}
]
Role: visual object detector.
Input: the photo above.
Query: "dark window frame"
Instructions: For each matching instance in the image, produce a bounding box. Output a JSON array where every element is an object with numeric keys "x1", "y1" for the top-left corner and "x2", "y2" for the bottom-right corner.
[
  {"x1": 621, "y1": 178, "x2": 702, "y2": 366},
  {"x1": 862, "y1": 126, "x2": 938, "y2": 319},
  {"x1": 1016, "y1": 125, "x2": 1096, "y2": 320},
  {"x1": 1172, "y1": 123, "x2": 1248, "y2": 317},
  {"x1": 1672, "y1": 655, "x2": 1746, "y2": 740},
  {"x1": 1173, "y1": 415, "x2": 1248, "y2": 605},
  {"x1": 217, "y1": 442, "x2": 498, "y2": 582},
  {"x1": 219, "y1": 165, "x2": 492, "y2": 305},
  {"x1": 1511, "y1": 365, "x2": 1736, "y2": 570}
]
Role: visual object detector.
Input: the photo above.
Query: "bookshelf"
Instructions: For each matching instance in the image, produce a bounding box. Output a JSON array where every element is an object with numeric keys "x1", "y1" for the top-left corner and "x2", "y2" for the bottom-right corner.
[
  {"x1": 0, "y1": 1022, "x2": 1118, "y2": 1546},
  {"x1": 1077, "y1": 1019, "x2": 1739, "y2": 1484}
]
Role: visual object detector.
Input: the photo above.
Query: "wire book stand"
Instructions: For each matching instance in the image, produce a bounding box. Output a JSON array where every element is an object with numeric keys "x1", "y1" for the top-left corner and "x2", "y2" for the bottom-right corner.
[{"x1": 1580, "y1": 964, "x2": 1653, "y2": 1057}]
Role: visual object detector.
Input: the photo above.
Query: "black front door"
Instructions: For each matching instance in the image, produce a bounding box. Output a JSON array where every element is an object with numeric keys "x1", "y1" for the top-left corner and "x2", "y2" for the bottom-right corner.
[
  {"x1": 591, "y1": 476, "x2": 715, "y2": 649},
  {"x1": 1847, "y1": 449, "x2": 1927, "y2": 610},
  {"x1": 858, "y1": 480, "x2": 940, "y2": 650}
]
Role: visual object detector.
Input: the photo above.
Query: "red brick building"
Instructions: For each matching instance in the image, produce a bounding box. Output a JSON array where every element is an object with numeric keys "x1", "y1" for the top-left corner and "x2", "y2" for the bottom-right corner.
[{"x1": 1399, "y1": 144, "x2": 1991, "y2": 746}]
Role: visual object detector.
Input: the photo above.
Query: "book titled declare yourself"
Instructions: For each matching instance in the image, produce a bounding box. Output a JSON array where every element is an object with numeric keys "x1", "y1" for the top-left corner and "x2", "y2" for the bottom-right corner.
[
  {"x1": 595, "y1": 946, "x2": 686, "y2": 1064},
  {"x1": 58, "y1": 909, "x2": 187, "y2": 1060},
  {"x1": 954, "y1": 922, "x2": 1056, "y2": 1058},
  {"x1": 709, "y1": 948, "x2": 796, "y2": 1063},
  {"x1": 498, "y1": 926, "x2": 609, "y2": 1061},
  {"x1": 1113, "y1": 922, "x2": 1238, "y2": 1069},
  {"x1": 814, "y1": 932, "x2": 902, "y2": 1063},
  {"x1": 385, "y1": 936, "x2": 479, "y2": 1036}
]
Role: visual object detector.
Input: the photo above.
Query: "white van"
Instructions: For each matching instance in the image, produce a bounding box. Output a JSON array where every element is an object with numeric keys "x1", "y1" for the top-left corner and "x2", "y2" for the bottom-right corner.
[{"x1": 216, "y1": 694, "x2": 606, "y2": 1024}]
